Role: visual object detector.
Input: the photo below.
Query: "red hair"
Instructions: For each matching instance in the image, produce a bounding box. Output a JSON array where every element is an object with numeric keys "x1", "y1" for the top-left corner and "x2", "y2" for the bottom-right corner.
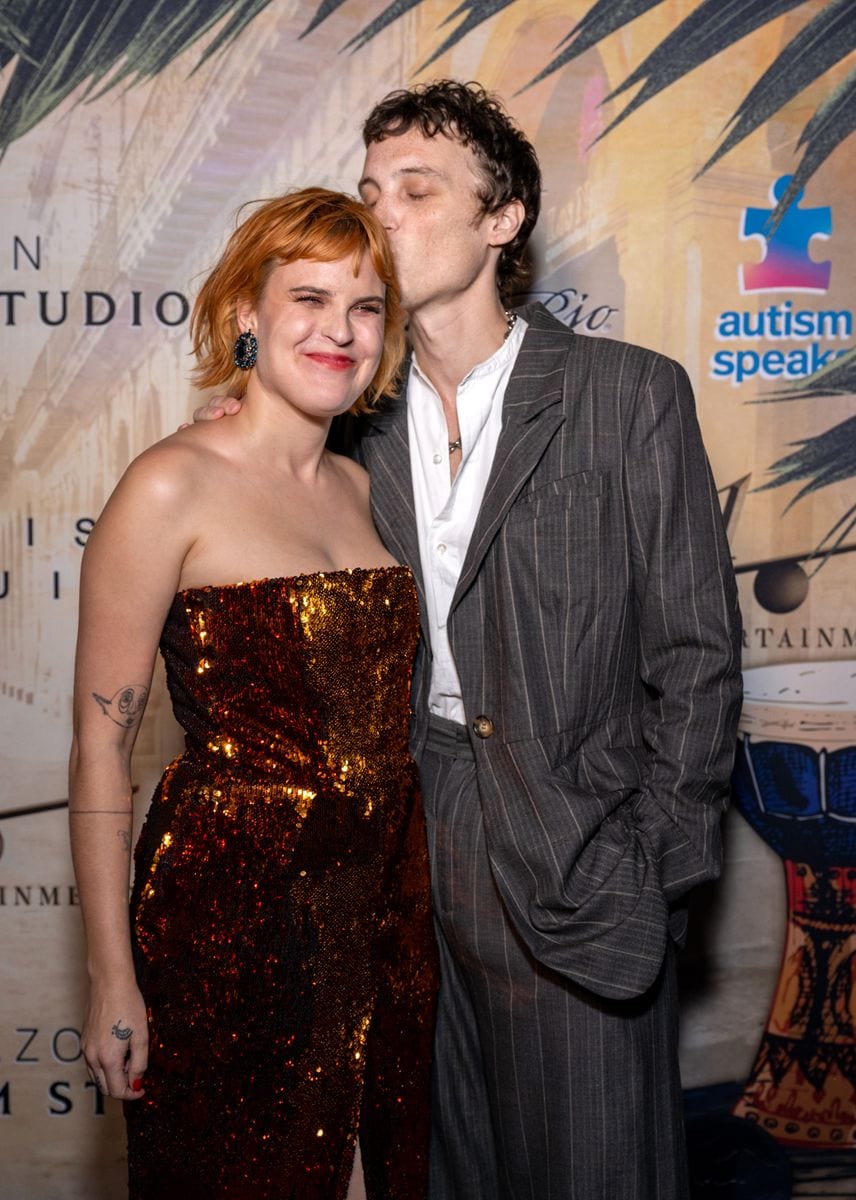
[{"x1": 191, "y1": 188, "x2": 405, "y2": 411}]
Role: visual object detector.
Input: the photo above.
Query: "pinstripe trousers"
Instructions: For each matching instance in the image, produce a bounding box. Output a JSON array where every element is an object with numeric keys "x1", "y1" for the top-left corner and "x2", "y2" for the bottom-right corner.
[{"x1": 421, "y1": 716, "x2": 690, "y2": 1200}]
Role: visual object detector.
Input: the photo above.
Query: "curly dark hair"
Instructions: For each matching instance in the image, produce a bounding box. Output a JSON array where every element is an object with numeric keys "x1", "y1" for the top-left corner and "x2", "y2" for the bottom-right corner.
[{"x1": 362, "y1": 79, "x2": 542, "y2": 299}]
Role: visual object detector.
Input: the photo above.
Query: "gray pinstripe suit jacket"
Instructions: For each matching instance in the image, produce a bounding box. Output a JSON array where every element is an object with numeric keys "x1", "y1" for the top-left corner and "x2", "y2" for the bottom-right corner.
[{"x1": 360, "y1": 303, "x2": 743, "y2": 1002}]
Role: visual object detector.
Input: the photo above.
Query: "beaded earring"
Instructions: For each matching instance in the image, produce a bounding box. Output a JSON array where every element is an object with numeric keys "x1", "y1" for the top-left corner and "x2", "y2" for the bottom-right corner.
[{"x1": 233, "y1": 330, "x2": 258, "y2": 370}]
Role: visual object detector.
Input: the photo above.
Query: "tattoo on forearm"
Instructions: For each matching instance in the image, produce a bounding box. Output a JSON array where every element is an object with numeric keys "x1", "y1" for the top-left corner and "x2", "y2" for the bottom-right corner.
[
  {"x1": 92, "y1": 685, "x2": 148, "y2": 727},
  {"x1": 117, "y1": 828, "x2": 132, "y2": 853}
]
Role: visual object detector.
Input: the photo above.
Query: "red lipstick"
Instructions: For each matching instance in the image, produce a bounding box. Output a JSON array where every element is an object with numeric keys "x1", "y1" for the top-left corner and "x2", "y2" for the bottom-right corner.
[{"x1": 305, "y1": 353, "x2": 355, "y2": 371}]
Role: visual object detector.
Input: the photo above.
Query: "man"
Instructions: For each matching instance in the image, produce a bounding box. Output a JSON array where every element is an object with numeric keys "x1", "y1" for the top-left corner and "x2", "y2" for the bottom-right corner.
[{"x1": 201, "y1": 80, "x2": 742, "y2": 1200}]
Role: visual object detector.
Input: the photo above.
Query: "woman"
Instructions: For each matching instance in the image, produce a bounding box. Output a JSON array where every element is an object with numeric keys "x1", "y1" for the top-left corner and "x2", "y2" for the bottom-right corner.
[{"x1": 68, "y1": 188, "x2": 437, "y2": 1199}]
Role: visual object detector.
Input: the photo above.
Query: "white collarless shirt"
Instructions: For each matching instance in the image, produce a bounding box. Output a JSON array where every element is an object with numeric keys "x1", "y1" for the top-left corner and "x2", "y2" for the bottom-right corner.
[{"x1": 407, "y1": 317, "x2": 528, "y2": 723}]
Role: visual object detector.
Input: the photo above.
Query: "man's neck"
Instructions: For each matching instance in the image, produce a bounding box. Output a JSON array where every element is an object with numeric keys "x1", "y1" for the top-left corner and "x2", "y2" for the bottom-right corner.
[{"x1": 407, "y1": 291, "x2": 511, "y2": 405}]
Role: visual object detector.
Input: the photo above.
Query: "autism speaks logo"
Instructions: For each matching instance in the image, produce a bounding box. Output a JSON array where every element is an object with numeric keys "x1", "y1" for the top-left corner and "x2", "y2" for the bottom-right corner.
[
  {"x1": 710, "y1": 175, "x2": 852, "y2": 386},
  {"x1": 740, "y1": 175, "x2": 831, "y2": 293}
]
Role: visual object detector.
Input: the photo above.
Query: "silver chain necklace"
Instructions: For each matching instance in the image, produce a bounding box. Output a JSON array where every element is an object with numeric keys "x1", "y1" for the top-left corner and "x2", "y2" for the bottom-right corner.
[{"x1": 448, "y1": 311, "x2": 517, "y2": 455}]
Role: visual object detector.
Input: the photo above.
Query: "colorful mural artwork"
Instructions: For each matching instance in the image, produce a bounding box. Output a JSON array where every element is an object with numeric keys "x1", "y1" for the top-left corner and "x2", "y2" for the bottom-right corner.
[
  {"x1": 1, "y1": 1, "x2": 854, "y2": 1195},
  {"x1": 734, "y1": 662, "x2": 856, "y2": 1150}
]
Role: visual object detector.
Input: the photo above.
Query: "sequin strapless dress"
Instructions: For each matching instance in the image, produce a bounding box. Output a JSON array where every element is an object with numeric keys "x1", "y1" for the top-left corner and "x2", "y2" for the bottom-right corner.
[{"x1": 126, "y1": 566, "x2": 437, "y2": 1200}]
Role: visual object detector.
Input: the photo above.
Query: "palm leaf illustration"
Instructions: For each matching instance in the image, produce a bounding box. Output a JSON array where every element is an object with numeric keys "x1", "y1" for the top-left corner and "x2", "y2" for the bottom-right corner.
[
  {"x1": 2, "y1": 0, "x2": 852, "y2": 214},
  {"x1": 303, "y1": 0, "x2": 852, "y2": 228},
  {"x1": 754, "y1": 347, "x2": 856, "y2": 405},
  {"x1": 755, "y1": 348, "x2": 856, "y2": 563},
  {"x1": 699, "y1": 0, "x2": 856, "y2": 178},
  {"x1": 0, "y1": 0, "x2": 276, "y2": 154},
  {"x1": 303, "y1": 0, "x2": 419, "y2": 46},
  {"x1": 529, "y1": 0, "x2": 806, "y2": 111},
  {"x1": 770, "y1": 65, "x2": 856, "y2": 226}
]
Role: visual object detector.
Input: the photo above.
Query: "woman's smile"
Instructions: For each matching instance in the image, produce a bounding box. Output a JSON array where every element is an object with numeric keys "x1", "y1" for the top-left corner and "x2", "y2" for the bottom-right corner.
[{"x1": 304, "y1": 351, "x2": 358, "y2": 371}]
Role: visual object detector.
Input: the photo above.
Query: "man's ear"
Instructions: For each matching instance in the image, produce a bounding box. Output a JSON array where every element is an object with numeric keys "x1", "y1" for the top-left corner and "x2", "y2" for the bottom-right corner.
[
  {"x1": 235, "y1": 296, "x2": 256, "y2": 333},
  {"x1": 487, "y1": 198, "x2": 525, "y2": 248}
]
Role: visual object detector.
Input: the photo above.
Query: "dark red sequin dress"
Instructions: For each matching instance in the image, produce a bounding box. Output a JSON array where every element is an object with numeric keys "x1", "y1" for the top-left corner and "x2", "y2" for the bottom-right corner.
[{"x1": 126, "y1": 566, "x2": 437, "y2": 1199}]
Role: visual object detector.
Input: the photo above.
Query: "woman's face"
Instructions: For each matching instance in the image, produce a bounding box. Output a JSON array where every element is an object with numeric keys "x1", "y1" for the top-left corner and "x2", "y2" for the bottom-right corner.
[{"x1": 237, "y1": 254, "x2": 386, "y2": 419}]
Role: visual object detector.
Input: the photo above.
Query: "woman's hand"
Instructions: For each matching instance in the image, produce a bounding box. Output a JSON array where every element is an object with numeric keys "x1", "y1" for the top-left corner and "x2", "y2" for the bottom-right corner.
[{"x1": 82, "y1": 979, "x2": 149, "y2": 1100}]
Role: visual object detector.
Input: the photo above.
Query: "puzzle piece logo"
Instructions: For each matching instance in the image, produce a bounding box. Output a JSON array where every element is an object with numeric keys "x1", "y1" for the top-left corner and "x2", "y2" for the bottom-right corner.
[{"x1": 740, "y1": 176, "x2": 831, "y2": 294}]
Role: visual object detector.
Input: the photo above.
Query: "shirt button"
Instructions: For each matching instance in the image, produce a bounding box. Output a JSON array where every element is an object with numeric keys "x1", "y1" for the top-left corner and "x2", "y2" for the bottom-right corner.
[
  {"x1": 472, "y1": 715, "x2": 494, "y2": 739},
  {"x1": 437, "y1": 543, "x2": 446, "y2": 555},
  {"x1": 433, "y1": 453, "x2": 443, "y2": 464}
]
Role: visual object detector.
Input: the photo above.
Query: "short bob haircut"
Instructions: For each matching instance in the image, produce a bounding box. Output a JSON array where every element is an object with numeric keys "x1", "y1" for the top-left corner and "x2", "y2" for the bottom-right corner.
[{"x1": 191, "y1": 187, "x2": 405, "y2": 411}]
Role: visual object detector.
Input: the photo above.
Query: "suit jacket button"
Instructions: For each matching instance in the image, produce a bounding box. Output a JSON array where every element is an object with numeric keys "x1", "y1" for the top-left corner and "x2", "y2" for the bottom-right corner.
[{"x1": 472, "y1": 715, "x2": 494, "y2": 739}]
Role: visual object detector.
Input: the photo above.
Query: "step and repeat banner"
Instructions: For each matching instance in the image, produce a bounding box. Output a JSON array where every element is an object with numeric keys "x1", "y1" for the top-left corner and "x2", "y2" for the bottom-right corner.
[{"x1": 1, "y1": 2, "x2": 854, "y2": 1195}]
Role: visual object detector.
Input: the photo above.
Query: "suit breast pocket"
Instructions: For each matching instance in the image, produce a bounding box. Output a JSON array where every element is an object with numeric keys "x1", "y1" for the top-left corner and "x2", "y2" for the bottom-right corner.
[{"x1": 505, "y1": 468, "x2": 609, "y2": 527}]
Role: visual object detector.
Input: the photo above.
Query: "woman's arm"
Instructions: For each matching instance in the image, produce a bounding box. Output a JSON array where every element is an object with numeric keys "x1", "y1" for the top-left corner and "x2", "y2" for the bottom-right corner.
[{"x1": 69, "y1": 443, "x2": 196, "y2": 1100}]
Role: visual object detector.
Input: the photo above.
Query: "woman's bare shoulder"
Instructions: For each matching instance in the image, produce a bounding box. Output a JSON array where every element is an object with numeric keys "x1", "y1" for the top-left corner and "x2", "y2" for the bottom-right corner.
[
  {"x1": 327, "y1": 450, "x2": 370, "y2": 493},
  {"x1": 112, "y1": 424, "x2": 224, "y2": 509}
]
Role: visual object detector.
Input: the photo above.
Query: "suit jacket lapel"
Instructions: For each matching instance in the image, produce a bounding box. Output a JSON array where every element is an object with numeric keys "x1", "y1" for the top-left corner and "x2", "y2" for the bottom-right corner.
[
  {"x1": 451, "y1": 311, "x2": 570, "y2": 610},
  {"x1": 365, "y1": 307, "x2": 574, "y2": 623},
  {"x1": 362, "y1": 392, "x2": 427, "y2": 624}
]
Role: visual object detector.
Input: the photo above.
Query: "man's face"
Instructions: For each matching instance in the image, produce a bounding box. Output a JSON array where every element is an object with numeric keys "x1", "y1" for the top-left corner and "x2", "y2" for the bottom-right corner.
[{"x1": 359, "y1": 127, "x2": 500, "y2": 317}]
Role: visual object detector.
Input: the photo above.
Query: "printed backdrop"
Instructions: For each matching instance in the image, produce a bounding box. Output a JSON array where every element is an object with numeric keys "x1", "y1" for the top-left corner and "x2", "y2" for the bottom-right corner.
[{"x1": 1, "y1": 2, "x2": 854, "y2": 1196}]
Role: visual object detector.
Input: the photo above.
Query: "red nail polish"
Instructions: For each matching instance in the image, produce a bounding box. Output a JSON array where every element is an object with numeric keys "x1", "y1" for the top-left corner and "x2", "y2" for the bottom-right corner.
[{"x1": 131, "y1": 1078, "x2": 144, "y2": 1092}]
